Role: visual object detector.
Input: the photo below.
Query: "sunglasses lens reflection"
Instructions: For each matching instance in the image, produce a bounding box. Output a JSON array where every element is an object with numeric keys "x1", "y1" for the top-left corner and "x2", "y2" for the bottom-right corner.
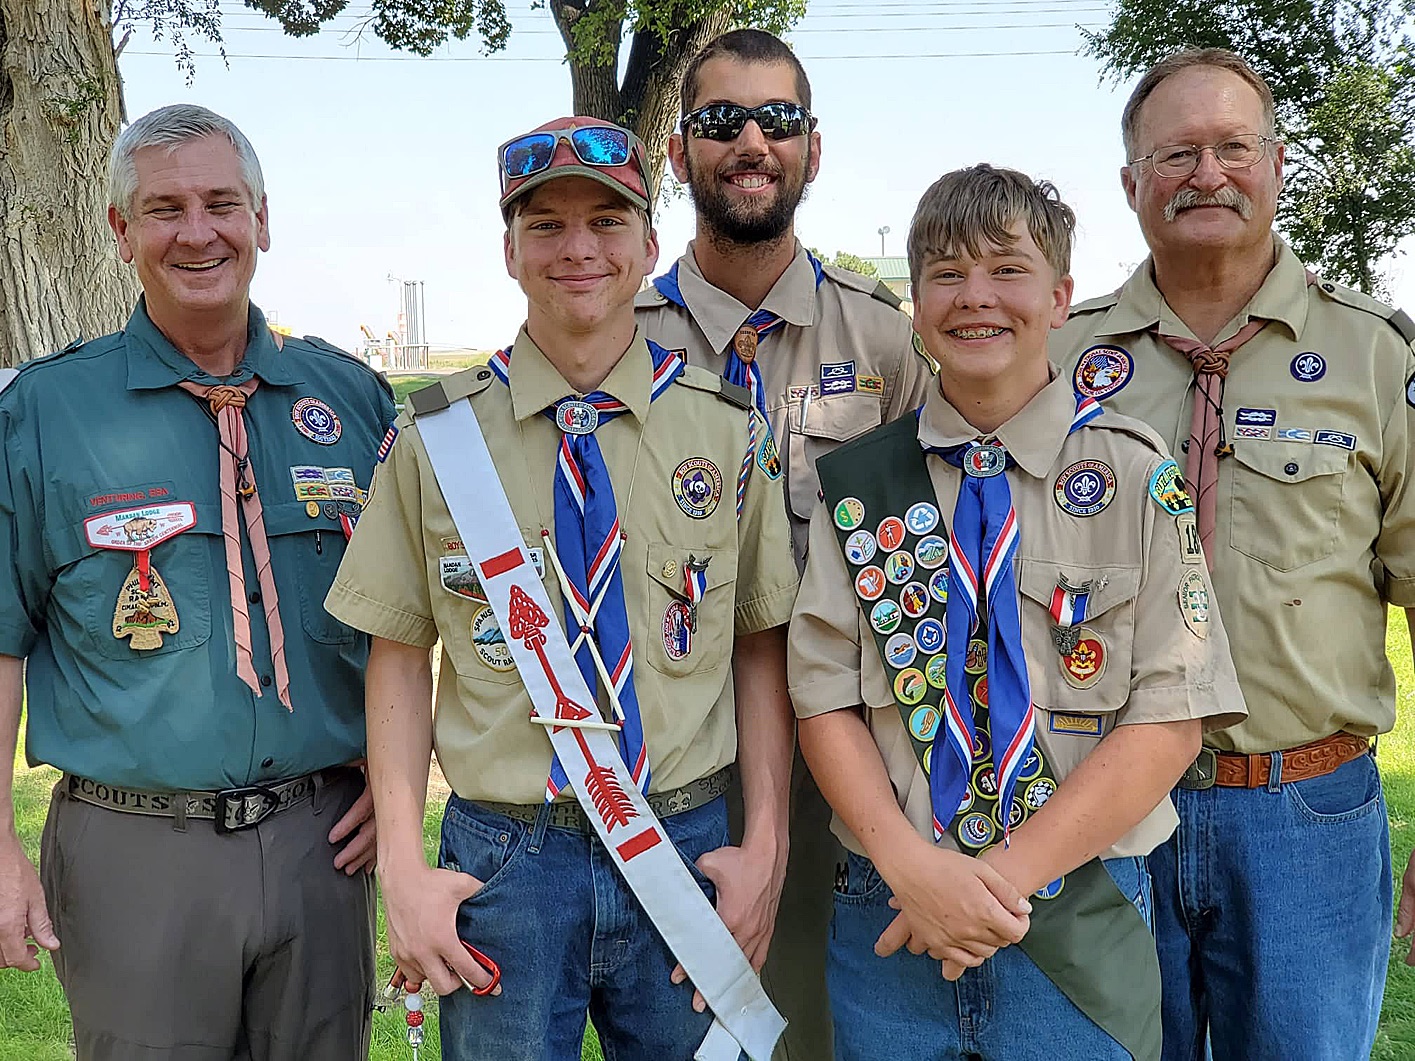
[
  {"x1": 502, "y1": 133, "x2": 557, "y2": 179},
  {"x1": 570, "y1": 127, "x2": 631, "y2": 166}
]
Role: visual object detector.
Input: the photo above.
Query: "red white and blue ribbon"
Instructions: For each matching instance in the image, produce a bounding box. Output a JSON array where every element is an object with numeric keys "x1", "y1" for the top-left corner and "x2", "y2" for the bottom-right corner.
[
  {"x1": 1049, "y1": 582, "x2": 1090, "y2": 627},
  {"x1": 684, "y1": 555, "x2": 709, "y2": 627}
]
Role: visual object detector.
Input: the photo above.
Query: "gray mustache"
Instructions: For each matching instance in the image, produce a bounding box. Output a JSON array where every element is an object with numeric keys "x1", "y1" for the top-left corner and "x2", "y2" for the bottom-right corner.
[{"x1": 1164, "y1": 187, "x2": 1254, "y2": 222}]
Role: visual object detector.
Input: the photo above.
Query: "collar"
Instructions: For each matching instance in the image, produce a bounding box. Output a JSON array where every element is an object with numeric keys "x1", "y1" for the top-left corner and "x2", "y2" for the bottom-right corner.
[
  {"x1": 670, "y1": 240, "x2": 820, "y2": 355},
  {"x1": 124, "y1": 297, "x2": 302, "y2": 391},
  {"x1": 917, "y1": 366, "x2": 1078, "y2": 479},
  {"x1": 506, "y1": 327, "x2": 654, "y2": 424},
  {"x1": 1095, "y1": 235, "x2": 1308, "y2": 345}
]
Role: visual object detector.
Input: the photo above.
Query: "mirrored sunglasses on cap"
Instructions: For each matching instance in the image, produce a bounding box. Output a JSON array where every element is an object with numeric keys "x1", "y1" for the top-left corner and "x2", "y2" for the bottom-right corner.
[
  {"x1": 500, "y1": 124, "x2": 637, "y2": 185},
  {"x1": 682, "y1": 101, "x2": 817, "y2": 142}
]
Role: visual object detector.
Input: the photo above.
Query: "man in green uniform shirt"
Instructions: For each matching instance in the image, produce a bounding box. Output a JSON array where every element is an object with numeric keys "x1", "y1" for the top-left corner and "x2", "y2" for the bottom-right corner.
[{"x1": 0, "y1": 104, "x2": 394, "y2": 1060}]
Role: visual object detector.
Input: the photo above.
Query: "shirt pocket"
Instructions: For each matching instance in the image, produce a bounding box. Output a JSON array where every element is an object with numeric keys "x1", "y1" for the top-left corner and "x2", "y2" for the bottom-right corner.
[
  {"x1": 1228, "y1": 443, "x2": 1347, "y2": 571},
  {"x1": 786, "y1": 394, "x2": 883, "y2": 522},
  {"x1": 263, "y1": 502, "x2": 358, "y2": 646},
  {"x1": 439, "y1": 535, "x2": 547, "y2": 686},
  {"x1": 642, "y1": 541, "x2": 737, "y2": 678}
]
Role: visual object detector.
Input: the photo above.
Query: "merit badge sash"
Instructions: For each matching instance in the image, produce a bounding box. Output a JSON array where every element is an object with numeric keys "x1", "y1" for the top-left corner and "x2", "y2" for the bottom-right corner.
[
  {"x1": 84, "y1": 502, "x2": 196, "y2": 650},
  {"x1": 410, "y1": 392, "x2": 784, "y2": 1061},
  {"x1": 816, "y1": 415, "x2": 1162, "y2": 1061}
]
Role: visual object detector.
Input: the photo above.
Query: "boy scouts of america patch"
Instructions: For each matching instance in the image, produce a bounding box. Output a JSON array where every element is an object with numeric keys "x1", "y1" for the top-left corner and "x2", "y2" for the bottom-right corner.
[
  {"x1": 1178, "y1": 571, "x2": 1210, "y2": 640},
  {"x1": 672, "y1": 457, "x2": 723, "y2": 519},
  {"x1": 1053, "y1": 459, "x2": 1116, "y2": 517},
  {"x1": 1073, "y1": 345, "x2": 1133, "y2": 401},
  {"x1": 290, "y1": 397, "x2": 342, "y2": 445},
  {"x1": 471, "y1": 606, "x2": 516, "y2": 671},
  {"x1": 1148, "y1": 459, "x2": 1194, "y2": 515}
]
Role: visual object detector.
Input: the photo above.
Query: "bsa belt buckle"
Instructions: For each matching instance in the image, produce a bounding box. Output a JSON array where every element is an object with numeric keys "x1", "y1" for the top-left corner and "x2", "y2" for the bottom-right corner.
[
  {"x1": 1179, "y1": 747, "x2": 1217, "y2": 790},
  {"x1": 214, "y1": 785, "x2": 282, "y2": 834}
]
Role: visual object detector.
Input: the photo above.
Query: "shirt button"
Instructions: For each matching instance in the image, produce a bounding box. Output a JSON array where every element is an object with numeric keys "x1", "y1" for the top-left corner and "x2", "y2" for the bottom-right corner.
[
  {"x1": 260, "y1": 674, "x2": 272, "y2": 687},
  {"x1": 261, "y1": 757, "x2": 274, "y2": 769},
  {"x1": 1180, "y1": 440, "x2": 1190, "y2": 453},
  {"x1": 248, "y1": 590, "x2": 261, "y2": 604},
  {"x1": 1284, "y1": 462, "x2": 1300, "y2": 476}
]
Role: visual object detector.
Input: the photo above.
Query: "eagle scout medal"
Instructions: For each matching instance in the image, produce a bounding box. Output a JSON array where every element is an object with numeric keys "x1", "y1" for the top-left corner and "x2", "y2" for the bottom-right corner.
[
  {"x1": 671, "y1": 458, "x2": 722, "y2": 519},
  {"x1": 663, "y1": 601, "x2": 693, "y2": 660},
  {"x1": 1058, "y1": 628, "x2": 1107, "y2": 689},
  {"x1": 112, "y1": 564, "x2": 179, "y2": 649},
  {"x1": 1054, "y1": 460, "x2": 1116, "y2": 517},
  {"x1": 555, "y1": 400, "x2": 599, "y2": 435},
  {"x1": 290, "y1": 397, "x2": 342, "y2": 445},
  {"x1": 84, "y1": 503, "x2": 197, "y2": 652},
  {"x1": 1178, "y1": 570, "x2": 1210, "y2": 639},
  {"x1": 733, "y1": 325, "x2": 759, "y2": 364},
  {"x1": 1048, "y1": 576, "x2": 1092, "y2": 657},
  {"x1": 1073, "y1": 345, "x2": 1133, "y2": 400},
  {"x1": 834, "y1": 497, "x2": 866, "y2": 530},
  {"x1": 470, "y1": 606, "x2": 516, "y2": 671},
  {"x1": 683, "y1": 555, "x2": 709, "y2": 631}
]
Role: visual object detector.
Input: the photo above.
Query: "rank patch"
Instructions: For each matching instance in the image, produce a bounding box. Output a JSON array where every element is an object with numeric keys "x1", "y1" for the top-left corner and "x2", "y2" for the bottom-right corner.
[
  {"x1": 1290, "y1": 352, "x2": 1327, "y2": 382},
  {"x1": 1178, "y1": 570, "x2": 1210, "y2": 640},
  {"x1": 1048, "y1": 712, "x2": 1105, "y2": 737},
  {"x1": 471, "y1": 606, "x2": 516, "y2": 671},
  {"x1": 663, "y1": 601, "x2": 693, "y2": 660},
  {"x1": 1314, "y1": 430, "x2": 1356, "y2": 451},
  {"x1": 820, "y1": 361, "x2": 857, "y2": 395},
  {"x1": 291, "y1": 397, "x2": 342, "y2": 445},
  {"x1": 671, "y1": 457, "x2": 723, "y2": 519},
  {"x1": 1054, "y1": 459, "x2": 1116, "y2": 517},
  {"x1": 1058, "y1": 629, "x2": 1106, "y2": 689},
  {"x1": 1148, "y1": 459, "x2": 1194, "y2": 515},
  {"x1": 1073, "y1": 345, "x2": 1134, "y2": 400},
  {"x1": 834, "y1": 497, "x2": 866, "y2": 530}
]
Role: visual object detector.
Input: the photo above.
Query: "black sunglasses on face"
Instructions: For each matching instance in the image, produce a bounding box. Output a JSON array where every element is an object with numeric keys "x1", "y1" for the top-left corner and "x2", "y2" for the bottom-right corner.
[{"x1": 682, "y1": 102, "x2": 817, "y2": 142}]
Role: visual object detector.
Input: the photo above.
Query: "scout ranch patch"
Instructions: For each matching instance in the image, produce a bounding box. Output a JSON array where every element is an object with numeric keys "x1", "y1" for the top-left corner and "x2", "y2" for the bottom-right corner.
[
  {"x1": 471, "y1": 606, "x2": 516, "y2": 671},
  {"x1": 1290, "y1": 352, "x2": 1327, "y2": 382},
  {"x1": 1053, "y1": 459, "x2": 1116, "y2": 517},
  {"x1": 1178, "y1": 570, "x2": 1210, "y2": 640},
  {"x1": 290, "y1": 397, "x2": 343, "y2": 445},
  {"x1": 1073, "y1": 345, "x2": 1133, "y2": 400},
  {"x1": 1148, "y1": 459, "x2": 1194, "y2": 515},
  {"x1": 671, "y1": 457, "x2": 723, "y2": 519}
]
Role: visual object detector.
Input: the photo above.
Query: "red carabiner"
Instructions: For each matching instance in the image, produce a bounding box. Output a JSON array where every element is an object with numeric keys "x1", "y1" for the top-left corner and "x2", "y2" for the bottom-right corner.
[{"x1": 389, "y1": 938, "x2": 501, "y2": 997}]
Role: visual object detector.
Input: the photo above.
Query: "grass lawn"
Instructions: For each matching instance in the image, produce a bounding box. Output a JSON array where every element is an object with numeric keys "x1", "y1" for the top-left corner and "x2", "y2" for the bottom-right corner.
[{"x1": 9, "y1": 615, "x2": 1415, "y2": 1058}]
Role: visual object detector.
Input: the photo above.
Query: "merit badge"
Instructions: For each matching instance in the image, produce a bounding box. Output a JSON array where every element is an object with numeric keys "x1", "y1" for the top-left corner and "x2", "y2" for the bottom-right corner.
[
  {"x1": 845, "y1": 530, "x2": 878, "y2": 565},
  {"x1": 291, "y1": 397, "x2": 342, "y2": 445},
  {"x1": 957, "y1": 787, "x2": 975, "y2": 816},
  {"x1": 958, "y1": 812, "x2": 995, "y2": 850},
  {"x1": 1277, "y1": 427, "x2": 1313, "y2": 442},
  {"x1": 972, "y1": 676, "x2": 989, "y2": 708},
  {"x1": 928, "y1": 568, "x2": 950, "y2": 604},
  {"x1": 906, "y1": 502, "x2": 940, "y2": 536},
  {"x1": 914, "y1": 618, "x2": 945, "y2": 655},
  {"x1": 1017, "y1": 746, "x2": 1043, "y2": 780},
  {"x1": 672, "y1": 457, "x2": 723, "y2": 519},
  {"x1": 877, "y1": 516, "x2": 907, "y2": 552},
  {"x1": 1025, "y1": 777, "x2": 1056, "y2": 810},
  {"x1": 1148, "y1": 459, "x2": 1194, "y2": 515},
  {"x1": 1058, "y1": 628, "x2": 1107, "y2": 689},
  {"x1": 1054, "y1": 459, "x2": 1116, "y2": 517},
  {"x1": 112, "y1": 565, "x2": 180, "y2": 650},
  {"x1": 973, "y1": 764, "x2": 999, "y2": 798},
  {"x1": 834, "y1": 497, "x2": 866, "y2": 530},
  {"x1": 972, "y1": 728, "x2": 991, "y2": 762},
  {"x1": 1049, "y1": 712, "x2": 1104, "y2": 737},
  {"x1": 663, "y1": 600, "x2": 693, "y2": 660},
  {"x1": 1073, "y1": 345, "x2": 1134, "y2": 400},
  {"x1": 376, "y1": 424, "x2": 399, "y2": 463},
  {"x1": 755, "y1": 429, "x2": 782, "y2": 480},
  {"x1": 858, "y1": 374, "x2": 885, "y2": 395},
  {"x1": 733, "y1": 325, "x2": 759, "y2": 364},
  {"x1": 1176, "y1": 512, "x2": 1203, "y2": 564},
  {"x1": 471, "y1": 606, "x2": 516, "y2": 671},
  {"x1": 925, "y1": 653, "x2": 947, "y2": 688},
  {"x1": 440, "y1": 555, "x2": 486, "y2": 601},
  {"x1": 1290, "y1": 352, "x2": 1327, "y2": 382},
  {"x1": 1035, "y1": 877, "x2": 1065, "y2": 900},
  {"x1": 290, "y1": 465, "x2": 332, "y2": 501},
  {"x1": 915, "y1": 535, "x2": 948, "y2": 569},
  {"x1": 884, "y1": 633, "x2": 917, "y2": 670},
  {"x1": 556, "y1": 400, "x2": 599, "y2": 435},
  {"x1": 1314, "y1": 429, "x2": 1356, "y2": 451},
  {"x1": 964, "y1": 638, "x2": 988, "y2": 674},
  {"x1": 1178, "y1": 570, "x2": 1210, "y2": 640},
  {"x1": 963, "y1": 442, "x2": 1007, "y2": 478},
  {"x1": 909, "y1": 705, "x2": 941, "y2": 742},
  {"x1": 870, "y1": 599, "x2": 903, "y2": 635},
  {"x1": 995, "y1": 797, "x2": 1026, "y2": 830},
  {"x1": 820, "y1": 360, "x2": 857, "y2": 395},
  {"x1": 1408, "y1": 372, "x2": 1415, "y2": 409},
  {"x1": 894, "y1": 668, "x2": 927, "y2": 705},
  {"x1": 855, "y1": 566, "x2": 886, "y2": 601},
  {"x1": 884, "y1": 551, "x2": 915, "y2": 585},
  {"x1": 900, "y1": 582, "x2": 930, "y2": 618}
]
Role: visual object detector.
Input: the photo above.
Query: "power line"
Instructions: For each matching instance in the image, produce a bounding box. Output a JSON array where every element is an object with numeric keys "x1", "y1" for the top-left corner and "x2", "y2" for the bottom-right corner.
[
  {"x1": 206, "y1": 20, "x2": 1101, "y2": 34},
  {"x1": 126, "y1": 46, "x2": 1082, "y2": 62}
]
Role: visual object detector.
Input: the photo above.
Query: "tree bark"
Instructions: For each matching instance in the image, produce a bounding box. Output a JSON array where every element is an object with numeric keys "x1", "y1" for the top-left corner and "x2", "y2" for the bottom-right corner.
[{"x1": 0, "y1": 0, "x2": 136, "y2": 367}]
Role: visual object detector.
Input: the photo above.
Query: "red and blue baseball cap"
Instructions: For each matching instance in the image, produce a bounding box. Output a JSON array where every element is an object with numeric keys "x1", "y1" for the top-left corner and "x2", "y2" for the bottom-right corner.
[{"x1": 498, "y1": 117, "x2": 652, "y2": 219}]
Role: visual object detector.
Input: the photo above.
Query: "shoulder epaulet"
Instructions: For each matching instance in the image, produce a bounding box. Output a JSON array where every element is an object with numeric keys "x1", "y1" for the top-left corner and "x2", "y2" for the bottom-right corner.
[
  {"x1": 635, "y1": 286, "x2": 669, "y2": 309},
  {"x1": 13, "y1": 331, "x2": 120, "y2": 379},
  {"x1": 1088, "y1": 407, "x2": 1169, "y2": 455},
  {"x1": 821, "y1": 263, "x2": 904, "y2": 310},
  {"x1": 674, "y1": 364, "x2": 751, "y2": 409},
  {"x1": 1068, "y1": 290, "x2": 1121, "y2": 319},
  {"x1": 422, "y1": 365, "x2": 498, "y2": 411},
  {"x1": 1311, "y1": 278, "x2": 1415, "y2": 344}
]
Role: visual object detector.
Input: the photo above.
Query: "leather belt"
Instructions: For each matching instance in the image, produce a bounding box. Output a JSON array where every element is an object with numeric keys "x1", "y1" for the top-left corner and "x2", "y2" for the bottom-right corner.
[
  {"x1": 1179, "y1": 733, "x2": 1371, "y2": 790},
  {"x1": 478, "y1": 765, "x2": 733, "y2": 832},
  {"x1": 64, "y1": 769, "x2": 346, "y2": 833}
]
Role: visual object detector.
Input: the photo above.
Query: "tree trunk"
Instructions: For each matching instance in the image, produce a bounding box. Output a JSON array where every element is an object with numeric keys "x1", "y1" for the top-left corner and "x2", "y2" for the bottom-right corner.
[{"x1": 0, "y1": 0, "x2": 136, "y2": 367}]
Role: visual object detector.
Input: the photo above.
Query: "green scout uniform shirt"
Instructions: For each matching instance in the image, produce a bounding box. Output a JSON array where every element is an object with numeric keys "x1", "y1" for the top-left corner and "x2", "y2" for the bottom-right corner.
[
  {"x1": 326, "y1": 331, "x2": 800, "y2": 805},
  {"x1": 788, "y1": 371, "x2": 1247, "y2": 858},
  {"x1": 0, "y1": 298, "x2": 396, "y2": 791},
  {"x1": 636, "y1": 241, "x2": 936, "y2": 565},
  {"x1": 1055, "y1": 238, "x2": 1415, "y2": 753}
]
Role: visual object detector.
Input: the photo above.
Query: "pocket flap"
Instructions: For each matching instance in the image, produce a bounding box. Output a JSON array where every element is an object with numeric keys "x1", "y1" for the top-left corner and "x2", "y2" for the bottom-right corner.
[
  {"x1": 788, "y1": 393, "x2": 882, "y2": 442},
  {"x1": 644, "y1": 542, "x2": 735, "y2": 595},
  {"x1": 1232, "y1": 442, "x2": 1346, "y2": 484},
  {"x1": 1017, "y1": 558, "x2": 1141, "y2": 619}
]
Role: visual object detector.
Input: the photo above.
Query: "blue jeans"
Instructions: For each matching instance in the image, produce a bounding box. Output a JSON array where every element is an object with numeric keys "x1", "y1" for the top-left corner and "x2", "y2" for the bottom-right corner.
[
  {"x1": 828, "y1": 850, "x2": 1153, "y2": 1061},
  {"x1": 437, "y1": 794, "x2": 727, "y2": 1061},
  {"x1": 1148, "y1": 751, "x2": 1391, "y2": 1061}
]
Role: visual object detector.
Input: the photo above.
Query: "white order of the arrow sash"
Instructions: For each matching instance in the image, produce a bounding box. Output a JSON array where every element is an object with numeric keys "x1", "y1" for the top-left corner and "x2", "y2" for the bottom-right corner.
[{"x1": 413, "y1": 397, "x2": 784, "y2": 1061}]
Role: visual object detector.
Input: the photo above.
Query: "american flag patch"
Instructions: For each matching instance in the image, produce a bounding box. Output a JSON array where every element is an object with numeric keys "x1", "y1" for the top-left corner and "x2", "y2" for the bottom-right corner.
[{"x1": 376, "y1": 424, "x2": 398, "y2": 462}]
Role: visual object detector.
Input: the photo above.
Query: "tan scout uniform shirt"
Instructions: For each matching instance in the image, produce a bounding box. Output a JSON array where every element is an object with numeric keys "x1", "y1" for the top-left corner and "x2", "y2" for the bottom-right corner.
[
  {"x1": 1055, "y1": 238, "x2": 1415, "y2": 753},
  {"x1": 327, "y1": 332, "x2": 799, "y2": 804},
  {"x1": 788, "y1": 371, "x2": 1246, "y2": 859},
  {"x1": 636, "y1": 242, "x2": 935, "y2": 564}
]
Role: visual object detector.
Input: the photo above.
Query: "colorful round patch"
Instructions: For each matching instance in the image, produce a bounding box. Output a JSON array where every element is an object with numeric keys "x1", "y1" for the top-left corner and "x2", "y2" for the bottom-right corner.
[
  {"x1": 1059, "y1": 628, "x2": 1107, "y2": 688},
  {"x1": 845, "y1": 530, "x2": 877, "y2": 565},
  {"x1": 957, "y1": 787, "x2": 974, "y2": 815},
  {"x1": 923, "y1": 744, "x2": 934, "y2": 776},
  {"x1": 884, "y1": 633, "x2": 917, "y2": 670},
  {"x1": 304, "y1": 500, "x2": 321, "y2": 518},
  {"x1": 1017, "y1": 746, "x2": 1043, "y2": 782},
  {"x1": 1073, "y1": 345, "x2": 1134, "y2": 400},
  {"x1": 555, "y1": 400, "x2": 599, "y2": 435},
  {"x1": 663, "y1": 600, "x2": 693, "y2": 660},
  {"x1": 964, "y1": 638, "x2": 988, "y2": 673},
  {"x1": 894, "y1": 668, "x2": 927, "y2": 705},
  {"x1": 870, "y1": 599, "x2": 903, "y2": 635},
  {"x1": 291, "y1": 397, "x2": 342, "y2": 445},
  {"x1": 995, "y1": 797, "x2": 1026, "y2": 830},
  {"x1": 899, "y1": 582, "x2": 930, "y2": 618},
  {"x1": 1290, "y1": 351, "x2": 1327, "y2": 382},
  {"x1": 884, "y1": 551, "x2": 915, "y2": 585},
  {"x1": 964, "y1": 443, "x2": 1007, "y2": 478},
  {"x1": 672, "y1": 458, "x2": 723, "y2": 519},
  {"x1": 928, "y1": 568, "x2": 950, "y2": 604},
  {"x1": 471, "y1": 606, "x2": 515, "y2": 672},
  {"x1": 1024, "y1": 777, "x2": 1056, "y2": 810},
  {"x1": 972, "y1": 676, "x2": 989, "y2": 708},
  {"x1": 905, "y1": 502, "x2": 940, "y2": 536},
  {"x1": 958, "y1": 812, "x2": 995, "y2": 849},
  {"x1": 973, "y1": 764, "x2": 999, "y2": 798},
  {"x1": 1054, "y1": 459, "x2": 1117, "y2": 517},
  {"x1": 877, "y1": 516, "x2": 907, "y2": 552},
  {"x1": 925, "y1": 654, "x2": 947, "y2": 689},
  {"x1": 915, "y1": 534, "x2": 948, "y2": 569},
  {"x1": 914, "y1": 618, "x2": 945, "y2": 654},
  {"x1": 1035, "y1": 877, "x2": 1065, "y2": 900},
  {"x1": 834, "y1": 497, "x2": 866, "y2": 530},
  {"x1": 972, "y1": 729, "x2": 991, "y2": 763},
  {"x1": 908, "y1": 704, "x2": 941, "y2": 742},
  {"x1": 855, "y1": 566, "x2": 887, "y2": 601},
  {"x1": 1148, "y1": 459, "x2": 1194, "y2": 515}
]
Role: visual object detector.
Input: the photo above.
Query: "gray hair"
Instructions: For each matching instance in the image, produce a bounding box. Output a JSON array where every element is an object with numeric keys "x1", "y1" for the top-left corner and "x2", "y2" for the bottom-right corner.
[
  {"x1": 1121, "y1": 49, "x2": 1277, "y2": 161},
  {"x1": 108, "y1": 104, "x2": 264, "y2": 218}
]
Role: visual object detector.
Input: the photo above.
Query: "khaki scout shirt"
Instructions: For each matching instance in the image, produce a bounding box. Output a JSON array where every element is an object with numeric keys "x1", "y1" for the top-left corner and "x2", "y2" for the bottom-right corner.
[
  {"x1": 788, "y1": 371, "x2": 1246, "y2": 859},
  {"x1": 327, "y1": 332, "x2": 799, "y2": 804},
  {"x1": 636, "y1": 241, "x2": 935, "y2": 564},
  {"x1": 1055, "y1": 238, "x2": 1415, "y2": 753}
]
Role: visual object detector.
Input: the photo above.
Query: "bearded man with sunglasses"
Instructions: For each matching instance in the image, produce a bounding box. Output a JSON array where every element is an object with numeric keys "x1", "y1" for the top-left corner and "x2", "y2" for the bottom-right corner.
[
  {"x1": 1054, "y1": 48, "x2": 1415, "y2": 1060},
  {"x1": 638, "y1": 29, "x2": 934, "y2": 1059},
  {"x1": 329, "y1": 116, "x2": 799, "y2": 1061}
]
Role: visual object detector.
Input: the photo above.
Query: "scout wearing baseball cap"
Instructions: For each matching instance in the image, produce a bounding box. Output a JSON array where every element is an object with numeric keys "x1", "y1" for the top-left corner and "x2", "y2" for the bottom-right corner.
[{"x1": 498, "y1": 117, "x2": 651, "y2": 218}]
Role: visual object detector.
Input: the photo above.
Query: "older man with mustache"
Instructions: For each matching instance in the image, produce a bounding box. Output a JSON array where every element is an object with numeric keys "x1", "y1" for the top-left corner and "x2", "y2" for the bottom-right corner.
[{"x1": 1055, "y1": 48, "x2": 1415, "y2": 1061}]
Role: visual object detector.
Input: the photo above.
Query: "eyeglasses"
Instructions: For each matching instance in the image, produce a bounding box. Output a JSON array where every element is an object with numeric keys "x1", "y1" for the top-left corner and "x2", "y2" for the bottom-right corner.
[
  {"x1": 682, "y1": 102, "x2": 817, "y2": 142},
  {"x1": 1128, "y1": 133, "x2": 1278, "y2": 178},
  {"x1": 499, "y1": 125, "x2": 634, "y2": 185}
]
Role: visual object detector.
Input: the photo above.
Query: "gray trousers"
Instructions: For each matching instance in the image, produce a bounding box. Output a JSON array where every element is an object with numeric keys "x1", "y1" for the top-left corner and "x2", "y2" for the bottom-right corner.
[{"x1": 40, "y1": 769, "x2": 376, "y2": 1061}]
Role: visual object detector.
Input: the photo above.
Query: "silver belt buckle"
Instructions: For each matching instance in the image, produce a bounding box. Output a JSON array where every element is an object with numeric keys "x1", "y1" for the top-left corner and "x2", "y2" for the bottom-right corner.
[
  {"x1": 1179, "y1": 747, "x2": 1217, "y2": 790},
  {"x1": 214, "y1": 785, "x2": 282, "y2": 834}
]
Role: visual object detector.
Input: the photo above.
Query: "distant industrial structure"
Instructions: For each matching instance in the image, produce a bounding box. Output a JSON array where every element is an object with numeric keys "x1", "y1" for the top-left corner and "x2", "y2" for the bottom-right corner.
[{"x1": 359, "y1": 277, "x2": 429, "y2": 370}]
